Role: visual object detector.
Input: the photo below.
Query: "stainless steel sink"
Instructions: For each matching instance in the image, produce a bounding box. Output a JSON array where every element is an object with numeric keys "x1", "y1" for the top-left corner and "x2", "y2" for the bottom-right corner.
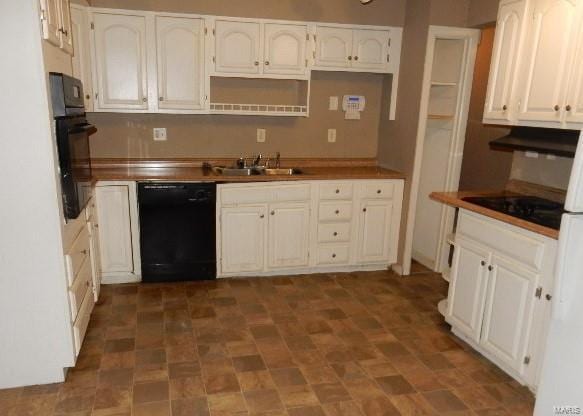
[{"x1": 263, "y1": 168, "x2": 303, "y2": 176}]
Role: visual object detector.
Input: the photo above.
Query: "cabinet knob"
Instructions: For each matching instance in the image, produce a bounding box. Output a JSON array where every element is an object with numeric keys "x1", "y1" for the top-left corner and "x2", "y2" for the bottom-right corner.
[
  {"x1": 254, "y1": 61, "x2": 260, "y2": 66},
  {"x1": 502, "y1": 105, "x2": 508, "y2": 111},
  {"x1": 159, "y1": 97, "x2": 164, "y2": 102},
  {"x1": 481, "y1": 260, "x2": 486, "y2": 266},
  {"x1": 335, "y1": 210, "x2": 340, "y2": 214},
  {"x1": 377, "y1": 189, "x2": 382, "y2": 194},
  {"x1": 554, "y1": 104, "x2": 560, "y2": 111},
  {"x1": 354, "y1": 56, "x2": 359, "y2": 61},
  {"x1": 271, "y1": 211, "x2": 275, "y2": 216},
  {"x1": 348, "y1": 56, "x2": 353, "y2": 61},
  {"x1": 566, "y1": 105, "x2": 572, "y2": 111},
  {"x1": 265, "y1": 61, "x2": 270, "y2": 66},
  {"x1": 488, "y1": 265, "x2": 493, "y2": 271},
  {"x1": 546, "y1": 294, "x2": 553, "y2": 301},
  {"x1": 260, "y1": 214, "x2": 265, "y2": 218},
  {"x1": 335, "y1": 189, "x2": 340, "y2": 194},
  {"x1": 142, "y1": 97, "x2": 148, "y2": 103},
  {"x1": 363, "y1": 208, "x2": 367, "y2": 212},
  {"x1": 332, "y1": 253, "x2": 337, "y2": 258},
  {"x1": 81, "y1": 249, "x2": 88, "y2": 255},
  {"x1": 333, "y1": 232, "x2": 338, "y2": 236},
  {"x1": 94, "y1": 224, "x2": 99, "y2": 228},
  {"x1": 85, "y1": 94, "x2": 91, "y2": 100}
]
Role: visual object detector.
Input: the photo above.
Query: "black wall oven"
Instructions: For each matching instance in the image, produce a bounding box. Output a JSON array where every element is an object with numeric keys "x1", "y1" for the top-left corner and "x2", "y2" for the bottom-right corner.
[{"x1": 50, "y1": 73, "x2": 96, "y2": 220}]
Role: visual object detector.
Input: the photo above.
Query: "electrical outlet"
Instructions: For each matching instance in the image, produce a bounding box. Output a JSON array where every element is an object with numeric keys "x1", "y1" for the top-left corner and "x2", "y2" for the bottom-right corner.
[
  {"x1": 329, "y1": 96, "x2": 339, "y2": 111},
  {"x1": 328, "y1": 129, "x2": 337, "y2": 143},
  {"x1": 153, "y1": 128, "x2": 167, "y2": 141},
  {"x1": 257, "y1": 129, "x2": 266, "y2": 143}
]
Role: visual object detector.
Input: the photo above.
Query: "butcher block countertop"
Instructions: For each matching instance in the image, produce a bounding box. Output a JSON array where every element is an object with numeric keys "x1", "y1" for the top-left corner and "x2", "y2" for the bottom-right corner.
[
  {"x1": 430, "y1": 190, "x2": 560, "y2": 240},
  {"x1": 90, "y1": 158, "x2": 406, "y2": 182}
]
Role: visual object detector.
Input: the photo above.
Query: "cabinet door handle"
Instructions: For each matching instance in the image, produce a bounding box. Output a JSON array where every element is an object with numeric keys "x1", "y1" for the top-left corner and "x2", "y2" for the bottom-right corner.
[
  {"x1": 271, "y1": 211, "x2": 275, "y2": 216},
  {"x1": 488, "y1": 265, "x2": 493, "y2": 271},
  {"x1": 377, "y1": 189, "x2": 382, "y2": 194},
  {"x1": 159, "y1": 97, "x2": 164, "y2": 102},
  {"x1": 354, "y1": 56, "x2": 359, "y2": 61},
  {"x1": 546, "y1": 294, "x2": 553, "y2": 301},
  {"x1": 481, "y1": 260, "x2": 486, "y2": 266},
  {"x1": 333, "y1": 232, "x2": 338, "y2": 236},
  {"x1": 502, "y1": 105, "x2": 508, "y2": 111},
  {"x1": 363, "y1": 208, "x2": 367, "y2": 213},
  {"x1": 142, "y1": 97, "x2": 148, "y2": 103},
  {"x1": 554, "y1": 104, "x2": 560, "y2": 111},
  {"x1": 335, "y1": 210, "x2": 340, "y2": 214},
  {"x1": 265, "y1": 61, "x2": 270, "y2": 66},
  {"x1": 85, "y1": 94, "x2": 91, "y2": 100},
  {"x1": 348, "y1": 56, "x2": 353, "y2": 61},
  {"x1": 335, "y1": 189, "x2": 340, "y2": 194},
  {"x1": 260, "y1": 214, "x2": 265, "y2": 218},
  {"x1": 566, "y1": 105, "x2": 572, "y2": 112},
  {"x1": 332, "y1": 253, "x2": 337, "y2": 258},
  {"x1": 254, "y1": 61, "x2": 260, "y2": 66}
]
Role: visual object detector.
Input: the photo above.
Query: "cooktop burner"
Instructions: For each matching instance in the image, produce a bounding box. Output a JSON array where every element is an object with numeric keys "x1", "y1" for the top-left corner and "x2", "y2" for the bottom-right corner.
[{"x1": 461, "y1": 195, "x2": 565, "y2": 230}]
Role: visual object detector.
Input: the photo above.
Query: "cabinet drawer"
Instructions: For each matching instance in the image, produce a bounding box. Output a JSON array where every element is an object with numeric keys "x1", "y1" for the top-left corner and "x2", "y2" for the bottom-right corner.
[
  {"x1": 220, "y1": 186, "x2": 273, "y2": 205},
  {"x1": 273, "y1": 184, "x2": 310, "y2": 202},
  {"x1": 317, "y1": 245, "x2": 350, "y2": 265},
  {"x1": 319, "y1": 201, "x2": 353, "y2": 222},
  {"x1": 65, "y1": 225, "x2": 90, "y2": 286},
  {"x1": 458, "y1": 210, "x2": 545, "y2": 271},
  {"x1": 69, "y1": 257, "x2": 92, "y2": 321},
  {"x1": 318, "y1": 223, "x2": 351, "y2": 243},
  {"x1": 362, "y1": 181, "x2": 395, "y2": 199},
  {"x1": 319, "y1": 182, "x2": 353, "y2": 200},
  {"x1": 73, "y1": 286, "x2": 94, "y2": 357}
]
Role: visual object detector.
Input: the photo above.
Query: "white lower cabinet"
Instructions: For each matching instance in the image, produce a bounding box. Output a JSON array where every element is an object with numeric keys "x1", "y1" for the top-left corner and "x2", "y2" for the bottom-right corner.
[
  {"x1": 95, "y1": 182, "x2": 141, "y2": 283},
  {"x1": 446, "y1": 209, "x2": 557, "y2": 389},
  {"x1": 217, "y1": 179, "x2": 404, "y2": 277},
  {"x1": 220, "y1": 205, "x2": 267, "y2": 273}
]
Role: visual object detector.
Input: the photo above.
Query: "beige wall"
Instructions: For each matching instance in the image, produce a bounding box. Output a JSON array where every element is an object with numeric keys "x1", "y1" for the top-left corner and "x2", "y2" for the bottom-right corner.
[
  {"x1": 88, "y1": 72, "x2": 386, "y2": 159},
  {"x1": 467, "y1": 0, "x2": 499, "y2": 27},
  {"x1": 90, "y1": 0, "x2": 405, "y2": 26},
  {"x1": 459, "y1": 26, "x2": 512, "y2": 190}
]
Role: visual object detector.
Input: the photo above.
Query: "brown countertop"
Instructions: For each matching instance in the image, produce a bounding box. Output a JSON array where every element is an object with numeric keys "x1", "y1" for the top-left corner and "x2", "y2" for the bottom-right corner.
[
  {"x1": 430, "y1": 190, "x2": 560, "y2": 240},
  {"x1": 91, "y1": 159, "x2": 406, "y2": 182}
]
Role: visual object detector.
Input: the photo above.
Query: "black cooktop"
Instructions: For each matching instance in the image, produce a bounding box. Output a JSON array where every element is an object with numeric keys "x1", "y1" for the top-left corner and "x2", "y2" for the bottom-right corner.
[{"x1": 462, "y1": 195, "x2": 565, "y2": 230}]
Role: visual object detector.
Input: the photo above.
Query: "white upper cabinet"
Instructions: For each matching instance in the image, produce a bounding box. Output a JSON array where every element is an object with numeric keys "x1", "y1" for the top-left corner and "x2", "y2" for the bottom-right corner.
[
  {"x1": 484, "y1": 0, "x2": 529, "y2": 121},
  {"x1": 518, "y1": 0, "x2": 580, "y2": 123},
  {"x1": 264, "y1": 23, "x2": 307, "y2": 76},
  {"x1": 71, "y1": 5, "x2": 94, "y2": 111},
  {"x1": 215, "y1": 20, "x2": 262, "y2": 75},
  {"x1": 156, "y1": 16, "x2": 205, "y2": 110},
  {"x1": 315, "y1": 26, "x2": 353, "y2": 68},
  {"x1": 352, "y1": 29, "x2": 390, "y2": 71},
  {"x1": 40, "y1": 0, "x2": 73, "y2": 54},
  {"x1": 92, "y1": 13, "x2": 149, "y2": 110}
]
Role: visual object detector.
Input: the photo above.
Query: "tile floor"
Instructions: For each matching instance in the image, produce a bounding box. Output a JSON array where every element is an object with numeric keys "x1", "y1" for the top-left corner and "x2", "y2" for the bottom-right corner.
[{"x1": 0, "y1": 268, "x2": 535, "y2": 415}]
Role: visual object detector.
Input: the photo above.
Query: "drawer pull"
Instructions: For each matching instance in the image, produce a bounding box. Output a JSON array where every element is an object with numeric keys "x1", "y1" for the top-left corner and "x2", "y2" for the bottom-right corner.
[
  {"x1": 335, "y1": 189, "x2": 340, "y2": 194},
  {"x1": 335, "y1": 210, "x2": 340, "y2": 214},
  {"x1": 332, "y1": 253, "x2": 336, "y2": 258},
  {"x1": 377, "y1": 190, "x2": 382, "y2": 194},
  {"x1": 260, "y1": 214, "x2": 265, "y2": 218},
  {"x1": 81, "y1": 249, "x2": 88, "y2": 255},
  {"x1": 271, "y1": 211, "x2": 275, "y2": 216},
  {"x1": 333, "y1": 232, "x2": 338, "y2": 236},
  {"x1": 481, "y1": 260, "x2": 486, "y2": 266},
  {"x1": 363, "y1": 208, "x2": 367, "y2": 213},
  {"x1": 488, "y1": 265, "x2": 493, "y2": 271}
]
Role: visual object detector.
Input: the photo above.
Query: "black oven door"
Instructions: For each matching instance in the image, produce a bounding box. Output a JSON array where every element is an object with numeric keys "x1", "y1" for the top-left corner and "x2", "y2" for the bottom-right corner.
[{"x1": 55, "y1": 116, "x2": 96, "y2": 220}]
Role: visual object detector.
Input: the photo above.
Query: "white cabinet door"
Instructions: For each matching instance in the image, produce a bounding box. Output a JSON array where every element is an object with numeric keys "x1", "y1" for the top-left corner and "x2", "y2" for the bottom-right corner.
[
  {"x1": 315, "y1": 26, "x2": 353, "y2": 68},
  {"x1": 264, "y1": 23, "x2": 307, "y2": 76},
  {"x1": 563, "y1": 22, "x2": 583, "y2": 124},
  {"x1": 484, "y1": 0, "x2": 528, "y2": 121},
  {"x1": 95, "y1": 185, "x2": 135, "y2": 274},
  {"x1": 215, "y1": 20, "x2": 261, "y2": 75},
  {"x1": 447, "y1": 238, "x2": 491, "y2": 342},
  {"x1": 480, "y1": 256, "x2": 540, "y2": 375},
  {"x1": 352, "y1": 29, "x2": 389, "y2": 71},
  {"x1": 71, "y1": 6, "x2": 94, "y2": 111},
  {"x1": 267, "y1": 203, "x2": 310, "y2": 269},
  {"x1": 220, "y1": 206, "x2": 266, "y2": 273},
  {"x1": 356, "y1": 199, "x2": 393, "y2": 263},
  {"x1": 57, "y1": 0, "x2": 73, "y2": 54},
  {"x1": 92, "y1": 13, "x2": 149, "y2": 110},
  {"x1": 40, "y1": 0, "x2": 61, "y2": 46},
  {"x1": 156, "y1": 16, "x2": 205, "y2": 110},
  {"x1": 518, "y1": 0, "x2": 579, "y2": 122}
]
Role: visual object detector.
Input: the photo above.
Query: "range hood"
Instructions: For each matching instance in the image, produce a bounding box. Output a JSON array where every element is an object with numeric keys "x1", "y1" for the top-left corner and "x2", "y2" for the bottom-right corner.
[{"x1": 490, "y1": 127, "x2": 580, "y2": 157}]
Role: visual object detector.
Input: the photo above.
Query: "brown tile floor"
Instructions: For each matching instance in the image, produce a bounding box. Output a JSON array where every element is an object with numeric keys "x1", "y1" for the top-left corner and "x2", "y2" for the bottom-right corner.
[{"x1": 0, "y1": 269, "x2": 535, "y2": 415}]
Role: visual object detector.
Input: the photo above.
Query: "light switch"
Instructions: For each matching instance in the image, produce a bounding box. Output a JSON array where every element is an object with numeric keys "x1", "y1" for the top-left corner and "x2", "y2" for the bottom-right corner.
[
  {"x1": 153, "y1": 128, "x2": 167, "y2": 141},
  {"x1": 328, "y1": 129, "x2": 337, "y2": 143},
  {"x1": 257, "y1": 129, "x2": 266, "y2": 143},
  {"x1": 329, "y1": 96, "x2": 339, "y2": 111}
]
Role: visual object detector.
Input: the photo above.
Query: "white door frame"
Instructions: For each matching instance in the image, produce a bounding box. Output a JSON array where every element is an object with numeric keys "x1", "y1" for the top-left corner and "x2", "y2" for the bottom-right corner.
[{"x1": 401, "y1": 26, "x2": 480, "y2": 276}]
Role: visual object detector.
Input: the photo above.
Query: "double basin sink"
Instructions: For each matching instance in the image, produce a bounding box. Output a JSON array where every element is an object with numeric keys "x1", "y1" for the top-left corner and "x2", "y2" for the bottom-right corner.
[{"x1": 211, "y1": 166, "x2": 303, "y2": 176}]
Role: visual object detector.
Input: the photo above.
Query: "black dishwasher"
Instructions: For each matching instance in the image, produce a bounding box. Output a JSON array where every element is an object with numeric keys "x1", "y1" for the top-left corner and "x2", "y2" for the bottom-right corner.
[{"x1": 138, "y1": 182, "x2": 216, "y2": 282}]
